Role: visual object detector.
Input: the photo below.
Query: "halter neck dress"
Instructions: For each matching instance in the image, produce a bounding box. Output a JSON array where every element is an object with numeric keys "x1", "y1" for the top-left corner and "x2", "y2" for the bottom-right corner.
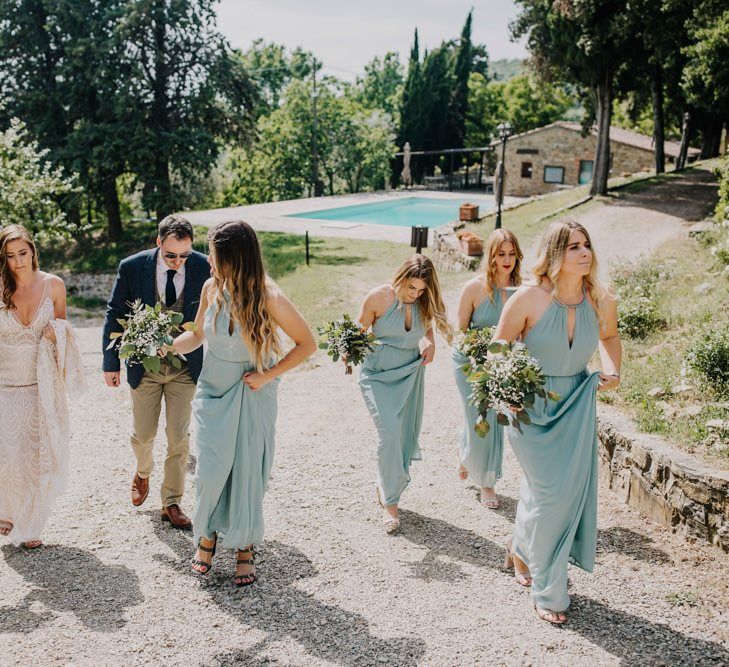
[
  {"x1": 508, "y1": 291, "x2": 600, "y2": 613},
  {"x1": 451, "y1": 286, "x2": 513, "y2": 487},
  {"x1": 359, "y1": 298, "x2": 426, "y2": 506},
  {"x1": 192, "y1": 293, "x2": 279, "y2": 550}
]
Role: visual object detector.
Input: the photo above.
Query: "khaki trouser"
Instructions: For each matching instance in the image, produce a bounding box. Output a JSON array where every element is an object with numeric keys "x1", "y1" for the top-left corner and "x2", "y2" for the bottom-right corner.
[{"x1": 130, "y1": 364, "x2": 196, "y2": 507}]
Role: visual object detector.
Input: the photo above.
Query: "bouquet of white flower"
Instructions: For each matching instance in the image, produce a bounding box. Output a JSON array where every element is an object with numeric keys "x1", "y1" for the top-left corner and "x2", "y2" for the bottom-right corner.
[
  {"x1": 467, "y1": 340, "x2": 560, "y2": 436},
  {"x1": 106, "y1": 300, "x2": 196, "y2": 374},
  {"x1": 318, "y1": 313, "x2": 379, "y2": 375},
  {"x1": 455, "y1": 326, "x2": 495, "y2": 366}
]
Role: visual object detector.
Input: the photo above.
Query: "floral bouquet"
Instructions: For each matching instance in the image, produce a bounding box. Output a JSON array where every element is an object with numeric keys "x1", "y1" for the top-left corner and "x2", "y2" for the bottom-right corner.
[
  {"x1": 455, "y1": 326, "x2": 495, "y2": 367},
  {"x1": 467, "y1": 340, "x2": 560, "y2": 436},
  {"x1": 318, "y1": 313, "x2": 379, "y2": 375},
  {"x1": 106, "y1": 300, "x2": 197, "y2": 374}
]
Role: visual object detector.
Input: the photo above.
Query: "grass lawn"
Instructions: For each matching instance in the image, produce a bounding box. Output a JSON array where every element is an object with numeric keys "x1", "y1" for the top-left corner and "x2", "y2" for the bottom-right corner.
[
  {"x1": 463, "y1": 184, "x2": 602, "y2": 251},
  {"x1": 601, "y1": 233, "x2": 729, "y2": 466},
  {"x1": 45, "y1": 219, "x2": 423, "y2": 326}
]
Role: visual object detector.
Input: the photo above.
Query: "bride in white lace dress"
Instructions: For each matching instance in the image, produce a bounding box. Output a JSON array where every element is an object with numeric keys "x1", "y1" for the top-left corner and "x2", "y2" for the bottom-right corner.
[{"x1": 0, "y1": 225, "x2": 86, "y2": 548}]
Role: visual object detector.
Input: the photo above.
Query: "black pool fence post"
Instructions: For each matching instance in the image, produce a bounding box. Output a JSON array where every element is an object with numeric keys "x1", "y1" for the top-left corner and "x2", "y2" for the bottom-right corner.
[
  {"x1": 305, "y1": 230, "x2": 310, "y2": 266},
  {"x1": 410, "y1": 225, "x2": 428, "y2": 255}
]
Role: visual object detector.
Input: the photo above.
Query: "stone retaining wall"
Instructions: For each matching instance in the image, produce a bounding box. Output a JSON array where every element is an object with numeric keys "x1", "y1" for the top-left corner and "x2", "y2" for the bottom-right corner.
[
  {"x1": 598, "y1": 404, "x2": 729, "y2": 553},
  {"x1": 57, "y1": 271, "x2": 116, "y2": 301},
  {"x1": 432, "y1": 223, "x2": 483, "y2": 273}
]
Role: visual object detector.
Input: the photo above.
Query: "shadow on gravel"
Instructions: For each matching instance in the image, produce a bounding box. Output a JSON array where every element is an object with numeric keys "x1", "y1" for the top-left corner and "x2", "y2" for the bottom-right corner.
[
  {"x1": 152, "y1": 523, "x2": 426, "y2": 667},
  {"x1": 397, "y1": 509, "x2": 506, "y2": 579},
  {"x1": 1, "y1": 544, "x2": 143, "y2": 631},
  {"x1": 570, "y1": 594, "x2": 729, "y2": 664},
  {"x1": 596, "y1": 527, "x2": 672, "y2": 565},
  {"x1": 479, "y1": 493, "x2": 672, "y2": 566}
]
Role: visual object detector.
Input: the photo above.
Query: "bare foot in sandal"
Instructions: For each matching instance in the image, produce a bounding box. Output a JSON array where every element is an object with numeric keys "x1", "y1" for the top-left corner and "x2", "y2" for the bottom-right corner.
[
  {"x1": 457, "y1": 464, "x2": 468, "y2": 481},
  {"x1": 191, "y1": 534, "x2": 217, "y2": 575},
  {"x1": 480, "y1": 487, "x2": 500, "y2": 509},
  {"x1": 0, "y1": 520, "x2": 13, "y2": 536},
  {"x1": 234, "y1": 546, "x2": 256, "y2": 587},
  {"x1": 535, "y1": 606, "x2": 567, "y2": 625},
  {"x1": 21, "y1": 540, "x2": 42, "y2": 549}
]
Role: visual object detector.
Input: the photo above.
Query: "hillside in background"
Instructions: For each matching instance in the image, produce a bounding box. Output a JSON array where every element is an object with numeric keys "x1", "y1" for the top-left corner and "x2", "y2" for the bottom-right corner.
[{"x1": 490, "y1": 58, "x2": 525, "y2": 81}]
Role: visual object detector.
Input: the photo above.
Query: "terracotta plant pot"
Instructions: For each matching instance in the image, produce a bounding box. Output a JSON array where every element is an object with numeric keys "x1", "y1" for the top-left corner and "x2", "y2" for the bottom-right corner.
[
  {"x1": 457, "y1": 231, "x2": 484, "y2": 256},
  {"x1": 459, "y1": 203, "x2": 480, "y2": 221}
]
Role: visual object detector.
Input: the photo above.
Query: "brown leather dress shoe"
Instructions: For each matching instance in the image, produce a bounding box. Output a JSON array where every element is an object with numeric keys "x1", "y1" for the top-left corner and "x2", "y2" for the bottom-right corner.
[
  {"x1": 131, "y1": 474, "x2": 149, "y2": 507},
  {"x1": 161, "y1": 504, "x2": 192, "y2": 530}
]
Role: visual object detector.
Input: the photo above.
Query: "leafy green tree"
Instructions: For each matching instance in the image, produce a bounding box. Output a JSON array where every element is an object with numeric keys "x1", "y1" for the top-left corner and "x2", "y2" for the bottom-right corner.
[
  {"x1": 114, "y1": 0, "x2": 257, "y2": 220},
  {"x1": 223, "y1": 78, "x2": 395, "y2": 204},
  {"x1": 466, "y1": 73, "x2": 505, "y2": 147},
  {"x1": 682, "y1": 8, "x2": 729, "y2": 158},
  {"x1": 356, "y1": 52, "x2": 404, "y2": 120},
  {"x1": 501, "y1": 74, "x2": 573, "y2": 133},
  {"x1": 0, "y1": 117, "x2": 80, "y2": 240},
  {"x1": 446, "y1": 10, "x2": 474, "y2": 149},
  {"x1": 0, "y1": 0, "x2": 133, "y2": 238},
  {"x1": 238, "y1": 39, "x2": 315, "y2": 118},
  {"x1": 512, "y1": 0, "x2": 641, "y2": 195}
]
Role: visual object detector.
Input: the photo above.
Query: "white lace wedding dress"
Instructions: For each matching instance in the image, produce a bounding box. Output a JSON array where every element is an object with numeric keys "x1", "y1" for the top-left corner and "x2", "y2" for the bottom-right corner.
[{"x1": 0, "y1": 277, "x2": 85, "y2": 545}]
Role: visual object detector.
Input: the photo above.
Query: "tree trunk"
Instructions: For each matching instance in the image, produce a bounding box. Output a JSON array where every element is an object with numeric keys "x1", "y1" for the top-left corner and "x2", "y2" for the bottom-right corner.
[
  {"x1": 590, "y1": 72, "x2": 613, "y2": 197},
  {"x1": 64, "y1": 198, "x2": 81, "y2": 229},
  {"x1": 102, "y1": 175, "x2": 123, "y2": 241},
  {"x1": 652, "y1": 64, "x2": 665, "y2": 175},
  {"x1": 677, "y1": 111, "x2": 691, "y2": 170},
  {"x1": 151, "y1": 1, "x2": 172, "y2": 221},
  {"x1": 699, "y1": 115, "x2": 721, "y2": 159},
  {"x1": 154, "y1": 158, "x2": 173, "y2": 221}
]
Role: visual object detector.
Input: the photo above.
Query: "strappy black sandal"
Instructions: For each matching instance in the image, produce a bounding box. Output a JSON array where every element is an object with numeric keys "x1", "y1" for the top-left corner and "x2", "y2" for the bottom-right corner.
[
  {"x1": 191, "y1": 533, "x2": 217, "y2": 576},
  {"x1": 234, "y1": 546, "x2": 257, "y2": 587}
]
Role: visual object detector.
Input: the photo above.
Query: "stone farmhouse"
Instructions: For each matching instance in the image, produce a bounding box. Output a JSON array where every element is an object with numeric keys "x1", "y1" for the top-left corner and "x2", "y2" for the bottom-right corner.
[{"x1": 493, "y1": 121, "x2": 700, "y2": 197}]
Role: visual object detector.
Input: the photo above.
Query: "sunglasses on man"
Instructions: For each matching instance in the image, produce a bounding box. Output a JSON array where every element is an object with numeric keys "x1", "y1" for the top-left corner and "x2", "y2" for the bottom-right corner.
[{"x1": 163, "y1": 252, "x2": 192, "y2": 260}]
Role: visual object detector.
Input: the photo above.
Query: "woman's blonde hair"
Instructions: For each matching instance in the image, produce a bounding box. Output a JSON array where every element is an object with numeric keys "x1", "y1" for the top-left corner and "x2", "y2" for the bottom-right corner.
[
  {"x1": 532, "y1": 219, "x2": 609, "y2": 321},
  {"x1": 0, "y1": 224, "x2": 39, "y2": 310},
  {"x1": 207, "y1": 220, "x2": 281, "y2": 371},
  {"x1": 481, "y1": 228, "x2": 523, "y2": 300},
  {"x1": 392, "y1": 254, "x2": 453, "y2": 343}
]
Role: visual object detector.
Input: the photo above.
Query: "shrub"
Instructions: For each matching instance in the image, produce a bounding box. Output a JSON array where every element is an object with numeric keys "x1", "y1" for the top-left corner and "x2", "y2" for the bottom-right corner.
[
  {"x1": 687, "y1": 326, "x2": 729, "y2": 394},
  {"x1": 714, "y1": 155, "x2": 729, "y2": 221},
  {"x1": 613, "y1": 259, "x2": 667, "y2": 338},
  {"x1": 612, "y1": 258, "x2": 668, "y2": 299},
  {"x1": 618, "y1": 295, "x2": 665, "y2": 339}
]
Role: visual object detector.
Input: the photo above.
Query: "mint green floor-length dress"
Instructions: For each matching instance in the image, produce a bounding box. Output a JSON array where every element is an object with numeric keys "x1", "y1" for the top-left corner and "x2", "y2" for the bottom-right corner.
[
  {"x1": 508, "y1": 294, "x2": 600, "y2": 612},
  {"x1": 359, "y1": 299, "x2": 426, "y2": 506},
  {"x1": 192, "y1": 297, "x2": 279, "y2": 549},
  {"x1": 451, "y1": 287, "x2": 511, "y2": 487}
]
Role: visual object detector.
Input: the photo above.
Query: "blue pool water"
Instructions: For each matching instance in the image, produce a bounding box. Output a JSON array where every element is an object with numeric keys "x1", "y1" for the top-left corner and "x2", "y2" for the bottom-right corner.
[{"x1": 286, "y1": 197, "x2": 494, "y2": 228}]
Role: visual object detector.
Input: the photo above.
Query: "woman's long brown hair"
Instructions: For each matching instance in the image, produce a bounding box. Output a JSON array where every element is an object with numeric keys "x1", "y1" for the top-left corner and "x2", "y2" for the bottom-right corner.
[
  {"x1": 0, "y1": 224, "x2": 39, "y2": 310},
  {"x1": 391, "y1": 254, "x2": 453, "y2": 343},
  {"x1": 207, "y1": 221, "x2": 281, "y2": 371},
  {"x1": 481, "y1": 228, "x2": 523, "y2": 300}
]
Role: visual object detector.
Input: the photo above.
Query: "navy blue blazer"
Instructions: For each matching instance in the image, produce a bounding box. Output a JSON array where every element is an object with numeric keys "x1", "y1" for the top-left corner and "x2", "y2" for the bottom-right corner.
[{"x1": 102, "y1": 248, "x2": 210, "y2": 389}]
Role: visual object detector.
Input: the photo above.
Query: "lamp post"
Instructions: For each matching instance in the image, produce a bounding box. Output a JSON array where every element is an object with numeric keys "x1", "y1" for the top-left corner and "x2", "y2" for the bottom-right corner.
[{"x1": 495, "y1": 121, "x2": 512, "y2": 229}]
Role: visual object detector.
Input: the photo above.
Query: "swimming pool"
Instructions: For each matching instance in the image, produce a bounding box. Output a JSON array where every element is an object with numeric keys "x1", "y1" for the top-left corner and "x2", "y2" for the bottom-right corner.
[{"x1": 286, "y1": 196, "x2": 494, "y2": 229}]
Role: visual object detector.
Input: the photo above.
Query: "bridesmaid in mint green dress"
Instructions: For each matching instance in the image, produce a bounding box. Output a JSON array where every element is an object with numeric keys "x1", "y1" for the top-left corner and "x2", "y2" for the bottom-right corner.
[
  {"x1": 357, "y1": 255, "x2": 453, "y2": 533},
  {"x1": 171, "y1": 221, "x2": 316, "y2": 586},
  {"x1": 452, "y1": 229, "x2": 523, "y2": 509},
  {"x1": 494, "y1": 220, "x2": 621, "y2": 624}
]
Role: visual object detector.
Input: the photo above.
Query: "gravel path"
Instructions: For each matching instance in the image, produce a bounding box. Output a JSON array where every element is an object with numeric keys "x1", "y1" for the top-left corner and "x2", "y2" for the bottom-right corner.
[{"x1": 2, "y1": 168, "x2": 727, "y2": 666}]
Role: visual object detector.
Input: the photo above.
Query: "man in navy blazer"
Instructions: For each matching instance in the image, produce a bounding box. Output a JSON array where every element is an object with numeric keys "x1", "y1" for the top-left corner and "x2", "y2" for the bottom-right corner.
[{"x1": 102, "y1": 215, "x2": 210, "y2": 529}]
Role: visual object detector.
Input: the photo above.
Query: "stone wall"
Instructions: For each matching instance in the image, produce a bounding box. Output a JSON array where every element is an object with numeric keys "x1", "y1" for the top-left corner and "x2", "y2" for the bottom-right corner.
[
  {"x1": 503, "y1": 125, "x2": 656, "y2": 197},
  {"x1": 57, "y1": 271, "x2": 116, "y2": 301},
  {"x1": 431, "y1": 223, "x2": 483, "y2": 273},
  {"x1": 597, "y1": 404, "x2": 729, "y2": 553}
]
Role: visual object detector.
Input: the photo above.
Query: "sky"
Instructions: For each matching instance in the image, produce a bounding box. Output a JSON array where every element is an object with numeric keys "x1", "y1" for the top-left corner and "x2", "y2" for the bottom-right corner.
[{"x1": 216, "y1": 0, "x2": 528, "y2": 80}]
